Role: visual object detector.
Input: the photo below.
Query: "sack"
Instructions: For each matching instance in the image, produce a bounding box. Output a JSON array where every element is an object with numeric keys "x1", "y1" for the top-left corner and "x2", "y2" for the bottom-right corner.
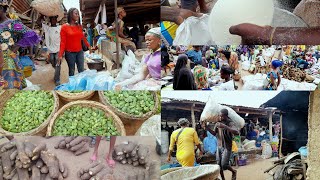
[
  {"x1": 200, "y1": 96, "x2": 245, "y2": 129},
  {"x1": 115, "y1": 50, "x2": 142, "y2": 82},
  {"x1": 31, "y1": 0, "x2": 64, "y2": 21},
  {"x1": 82, "y1": 39, "x2": 89, "y2": 52},
  {"x1": 173, "y1": 15, "x2": 215, "y2": 46}
]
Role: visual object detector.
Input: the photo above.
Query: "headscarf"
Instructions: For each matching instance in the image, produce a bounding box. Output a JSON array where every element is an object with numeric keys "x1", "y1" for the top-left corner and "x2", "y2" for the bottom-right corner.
[
  {"x1": 146, "y1": 27, "x2": 161, "y2": 39},
  {"x1": 117, "y1": 7, "x2": 124, "y2": 15},
  {"x1": 193, "y1": 65, "x2": 208, "y2": 89},
  {"x1": 271, "y1": 60, "x2": 283, "y2": 68},
  {"x1": 177, "y1": 118, "x2": 189, "y2": 126},
  {"x1": 0, "y1": 0, "x2": 8, "y2": 7}
]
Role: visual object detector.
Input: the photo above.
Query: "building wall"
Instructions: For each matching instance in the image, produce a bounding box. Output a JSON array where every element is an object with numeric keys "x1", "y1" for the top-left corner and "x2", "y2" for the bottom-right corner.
[{"x1": 307, "y1": 90, "x2": 320, "y2": 180}]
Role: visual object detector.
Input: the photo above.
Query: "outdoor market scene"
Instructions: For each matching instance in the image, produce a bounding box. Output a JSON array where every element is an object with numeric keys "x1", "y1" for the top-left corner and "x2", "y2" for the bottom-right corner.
[
  {"x1": 0, "y1": 136, "x2": 160, "y2": 180},
  {"x1": 0, "y1": 0, "x2": 161, "y2": 91},
  {"x1": 161, "y1": 45, "x2": 320, "y2": 91},
  {"x1": 160, "y1": 91, "x2": 311, "y2": 180},
  {"x1": 161, "y1": 0, "x2": 320, "y2": 45}
]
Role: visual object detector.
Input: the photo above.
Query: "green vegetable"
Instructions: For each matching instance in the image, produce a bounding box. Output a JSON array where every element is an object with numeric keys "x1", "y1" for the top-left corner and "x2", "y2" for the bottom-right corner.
[
  {"x1": 65, "y1": 90, "x2": 83, "y2": 93},
  {"x1": 52, "y1": 106, "x2": 120, "y2": 136},
  {"x1": 103, "y1": 91, "x2": 155, "y2": 116},
  {"x1": 1, "y1": 91, "x2": 54, "y2": 133}
]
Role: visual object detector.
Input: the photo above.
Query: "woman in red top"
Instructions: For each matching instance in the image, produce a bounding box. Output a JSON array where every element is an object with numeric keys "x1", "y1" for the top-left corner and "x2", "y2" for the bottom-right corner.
[{"x1": 58, "y1": 8, "x2": 91, "y2": 77}]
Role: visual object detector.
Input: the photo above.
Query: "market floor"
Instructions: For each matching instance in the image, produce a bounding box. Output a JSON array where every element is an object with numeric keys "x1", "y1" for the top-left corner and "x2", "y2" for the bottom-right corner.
[
  {"x1": 0, "y1": 136, "x2": 159, "y2": 180},
  {"x1": 27, "y1": 59, "x2": 89, "y2": 90}
]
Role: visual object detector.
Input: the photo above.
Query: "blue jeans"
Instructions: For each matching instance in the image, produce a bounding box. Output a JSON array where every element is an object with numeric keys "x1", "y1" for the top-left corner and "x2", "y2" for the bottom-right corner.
[{"x1": 65, "y1": 51, "x2": 84, "y2": 76}]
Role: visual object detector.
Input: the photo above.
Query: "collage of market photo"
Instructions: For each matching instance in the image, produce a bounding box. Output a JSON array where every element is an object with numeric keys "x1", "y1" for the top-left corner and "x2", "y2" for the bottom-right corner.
[{"x1": 0, "y1": 0, "x2": 320, "y2": 180}]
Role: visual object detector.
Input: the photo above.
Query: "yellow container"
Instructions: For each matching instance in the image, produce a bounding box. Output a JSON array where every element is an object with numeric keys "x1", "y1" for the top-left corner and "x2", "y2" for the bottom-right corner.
[{"x1": 23, "y1": 66, "x2": 33, "y2": 77}]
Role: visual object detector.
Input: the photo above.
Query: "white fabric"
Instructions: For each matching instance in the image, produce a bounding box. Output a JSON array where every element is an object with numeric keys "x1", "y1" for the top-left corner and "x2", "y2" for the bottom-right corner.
[
  {"x1": 219, "y1": 80, "x2": 235, "y2": 91},
  {"x1": 42, "y1": 23, "x2": 61, "y2": 53},
  {"x1": 102, "y1": 4, "x2": 107, "y2": 24},
  {"x1": 94, "y1": 5, "x2": 102, "y2": 24},
  {"x1": 95, "y1": 24, "x2": 102, "y2": 35}
]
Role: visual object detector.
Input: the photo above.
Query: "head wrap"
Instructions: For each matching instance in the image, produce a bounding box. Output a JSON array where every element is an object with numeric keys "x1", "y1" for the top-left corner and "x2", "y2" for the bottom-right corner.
[
  {"x1": 177, "y1": 118, "x2": 190, "y2": 126},
  {"x1": 271, "y1": 60, "x2": 283, "y2": 68},
  {"x1": 0, "y1": 0, "x2": 8, "y2": 7},
  {"x1": 117, "y1": 7, "x2": 125, "y2": 15},
  {"x1": 146, "y1": 27, "x2": 161, "y2": 39}
]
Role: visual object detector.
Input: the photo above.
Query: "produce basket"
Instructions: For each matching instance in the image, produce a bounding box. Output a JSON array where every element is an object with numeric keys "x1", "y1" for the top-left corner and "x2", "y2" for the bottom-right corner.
[
  {"x1": 0, "y1": 90, "x2": 59, "y2": 136},
  {"x1": 56, "y1": 91, "x2": 95, "y2": 102},
  {"x1": 98, "y1": 91, "x2": 159, "y2": 124},
  {"x1": 47, "y1": 100, "x2": 126, "y2": 136},
  {"x1": 161, "y1": 165, "x2": 220, "y2": 180}
]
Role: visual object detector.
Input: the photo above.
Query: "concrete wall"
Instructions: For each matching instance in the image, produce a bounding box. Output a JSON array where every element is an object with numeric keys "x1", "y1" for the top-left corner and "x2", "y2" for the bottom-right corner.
[{"x1": 307, "y1": 90, "x2": 320, "y2": 180}]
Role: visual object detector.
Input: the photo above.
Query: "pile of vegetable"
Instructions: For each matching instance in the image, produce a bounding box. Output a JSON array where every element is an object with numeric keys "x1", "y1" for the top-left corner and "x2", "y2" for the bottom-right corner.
[
  {"x1": 103, "y1": 91, "x2": 155, "y2": 116},
  {"x1": 0, "y1": 140, "x2": 68, "y2": 179},
  {"x1": 64, "y1": 90, "x2": 83, "y2": 93},
  {"x1": 77, "y1": 161, "x2": 114, "y2": 180},
  {"x1": 52, "y1": 106, "x2": 120, "y2": 136},
  {"x1": 1, "y1": 91, "x2": 54, "y2": 133},
  {"x1": 54, "y1": 137, "x2": 90, "y2": 156}
]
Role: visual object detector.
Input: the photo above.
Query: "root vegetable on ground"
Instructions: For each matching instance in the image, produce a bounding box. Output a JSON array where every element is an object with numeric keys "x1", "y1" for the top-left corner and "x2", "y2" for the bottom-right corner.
[
  {"x1": 24, "y1": 142, "x2": 36, "y2": 158},
  {"x1": 36, "y1": 159, "x2": 44, "y2": 168},
  {"x1": 0, "y1": 159, "x2": 3, "y2": 180},
  {"x1": 40, "y1": 151, "x2": 59, "y2": 178},
  {"x1": 31, "y1": 165, "x2": 41, "y2": 180},
  {"x1": 89, "y1": 163, "x2": 105, "y2": 176},
  {"x1": 10, "y1": 149, "x2": 18, "y2": 161},
  {"x1": 17, "y1": 167, "x2": 29, "y2": 180},
  {"x1": 1, "y1": 148, "x2": 15, "y2": 175},
  {"x1": 137, "y1": 145, "x2": 149, "y2": 160},
  {"x1": 70, "y1": 141, "x2": 86, "y2": 152},
  {"x1": 4, "y1": 168, "x2": 17, "y2": 179},
  {"x1": 32, "y1": 143, "x2": 47, "y2": 161},
  {"x1": 40, "y1": 166, "x2": 49, "y2": 174},
  {"x1": 1, "y1": 142, "x2": 16, "y2": 153},
  {"x1": 74, "y1": 144, "x2": 90, "y2": 156}
]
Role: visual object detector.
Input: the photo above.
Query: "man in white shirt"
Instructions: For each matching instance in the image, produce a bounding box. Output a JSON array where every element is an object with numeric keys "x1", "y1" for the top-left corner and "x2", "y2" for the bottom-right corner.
[{"x1": 42, "y1": 16, "x2": 61, "y2": 86}]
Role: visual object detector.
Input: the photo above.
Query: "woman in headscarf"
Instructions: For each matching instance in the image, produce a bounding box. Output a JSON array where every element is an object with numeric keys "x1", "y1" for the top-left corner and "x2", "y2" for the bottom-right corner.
[
  {"x1": 0, "y1": 0, "x2": 41, "y2": 89},
  {"x1": 264, "y1": 60, "x2": 283, "y2": 90},
  {"x1": 173, "y1": 54, "x2": 197, "y2": 90},
  {"x1": 193, "y1": 64, "x2": 209, "y2": 90},
  {"x1": 167, "y1": 118, "x2": 203, "y2": 167},
  {"x1": 111, "y1": 7, "x2": 136, "y2": 51},
  {"x1": 219, "y1": 65, "x2": 236, "y2": 91},
  {"x1": 115, "y1": 27, "x2": 161, "y2": 89},
  {"x1": 86, "y1": 23, "x2": 93, "y2": 47}
]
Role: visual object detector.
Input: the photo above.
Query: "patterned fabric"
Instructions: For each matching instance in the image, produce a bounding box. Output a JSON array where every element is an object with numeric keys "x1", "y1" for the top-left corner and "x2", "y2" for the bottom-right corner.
[
  {"x1": 265, "y1": 71, "x2": 278, "y2": 90},
  {"x1": 0, "y1": 19, "x2": 40, "y2": 89},
  {"x1": 193, "y1": 65, "x2": 208, "y2": 89},
  {"x1": 161, "y1": 21, "x2": 178, "y2": 46}
]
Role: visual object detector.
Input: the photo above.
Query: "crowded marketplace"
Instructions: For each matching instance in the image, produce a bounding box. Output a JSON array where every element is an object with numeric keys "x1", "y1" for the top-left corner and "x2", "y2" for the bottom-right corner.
[
  {"x1": 0, "y1": 0, "x2": 161, "y2": 91},
  {"x1": 161, "y1": 0, "x2": 320, "y2": 45},
  {"x1": 161, "y1": 45, "x2": 320, "y2": 91},
  {"x1": 161, "y1": 91, "x2": 310, "y2": 180}
]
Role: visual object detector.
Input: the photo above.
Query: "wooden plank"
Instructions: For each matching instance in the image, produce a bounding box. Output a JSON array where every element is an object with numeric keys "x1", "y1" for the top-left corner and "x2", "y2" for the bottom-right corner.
[
  {"x1": 279, "y1": 113, "x2": 283, "y2": 157},
  {"x1": 191, "y1": 103, "x2": 195, "y2": 128}
]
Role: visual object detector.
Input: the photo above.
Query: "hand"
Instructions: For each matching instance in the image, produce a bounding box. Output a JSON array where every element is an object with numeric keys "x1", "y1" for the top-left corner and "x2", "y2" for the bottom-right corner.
[
  {"x1": 167, "y1": 156, "x2": 171, "y2": 163},
  {"x1": 57, "y1": 57, "x2": 62, "y2": 67},
  {"x1": 114, "y1": 84, "x2": 122, "y2": 91},
  {"x1": 89, "y1": 48, "x2": 93, "y2": 54},
  {"x1": 229, "y1": 23, "x2": 273, "y2": 45},
  {"x1": 216, "y1": 122, "x2": 227, "y2": 129}
]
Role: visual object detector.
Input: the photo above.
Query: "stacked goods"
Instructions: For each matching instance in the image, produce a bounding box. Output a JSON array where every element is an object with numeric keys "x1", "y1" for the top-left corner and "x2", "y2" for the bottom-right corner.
[
  {"x1": 281, "y1": 64, "x2": 306, "y2": 82},
  {"x1": 54, "y1": 137, "x2": 90, "y2": 156},
  {"x1": 200, "y1": 96, "x2": 245, "y2": 129},
  {"x1": 51, "y1": 106, "x2": 120, "y2": 136},
  {"x1": 31, "y1": 0, "x2": 64, "y2": 21},
  {"x1": 0, "y1": 140, "x2": 68, "y2": 179},
  {"x1": 77, "y1": 161, "x2": 114, "y2": 180},
  {"x1": 0, "y1": 91, "x2": 56, "y2": 134},
  {"x1": 113, "y1": 141, "x2": 150, "y2": 169}
]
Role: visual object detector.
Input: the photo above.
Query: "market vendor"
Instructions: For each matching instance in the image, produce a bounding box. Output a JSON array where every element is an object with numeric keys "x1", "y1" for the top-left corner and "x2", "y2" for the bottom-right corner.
[
  {"x1": 186, "y1": 46, "x2": 203, "y2": 66},
  {"x1": 167, "y1": 118, "x2": 203, "y2": 167},
  {"x1": 0, "y1": 0, "x2": 41, "y2": 89},
  {"x1": 219, "y1": 65, "x2": 237, "y2": 91},
  {"x1": 202, "y1": 109, "x2": 240, "y2": 180},
  {"x1": 115, "y1": 27, "x2": 161, "y2": 90},
  {"x1": 265, "y1": 60, "x2": 283, "y2": 90}
]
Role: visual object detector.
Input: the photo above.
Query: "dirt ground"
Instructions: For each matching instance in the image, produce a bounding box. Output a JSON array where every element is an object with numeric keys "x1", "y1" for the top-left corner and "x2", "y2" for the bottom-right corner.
[
  {"x1": 161, "y1": 153, "x2": 275, "y2": 180},
  {"x1": 0, "y1": 136, "x2": 159, "y2": 180}
]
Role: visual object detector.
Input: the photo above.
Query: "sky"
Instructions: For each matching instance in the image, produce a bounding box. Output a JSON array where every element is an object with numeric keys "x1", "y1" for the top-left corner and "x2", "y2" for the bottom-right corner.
[
  {"x1": 63, "y1": 0, "x2": 80, "y2": 11},
  {"x1": 161, "y1": 91, "x2": 280, "y2": 108}
]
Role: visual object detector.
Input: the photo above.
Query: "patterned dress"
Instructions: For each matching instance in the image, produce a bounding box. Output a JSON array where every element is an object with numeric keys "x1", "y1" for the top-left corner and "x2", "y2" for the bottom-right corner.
[{"x1": 0, "y1": 19, "x2": 40, "y2": 89}]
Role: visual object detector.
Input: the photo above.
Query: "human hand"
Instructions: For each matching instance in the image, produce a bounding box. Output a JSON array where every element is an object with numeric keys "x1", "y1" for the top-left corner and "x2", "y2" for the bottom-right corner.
[
  {"x1": 167, "y1": 156, "x2": 171, "y2": 163},
  {"x1": 56, "y1": 57, "x2": 62, "y2": 67},
  {"x1": 114, "y1": 84, "x2": 122, "y2": 91},
  {"x1": 216, "y1": 122, "x2": 227, "y2": 129},
  {"x1": 229, "y1": 23, "x2": 273, "y2": 45}
]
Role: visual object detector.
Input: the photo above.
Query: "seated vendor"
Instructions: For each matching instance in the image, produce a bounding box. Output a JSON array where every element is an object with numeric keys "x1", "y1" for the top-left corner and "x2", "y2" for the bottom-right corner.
[
  {"x1": 115, "y1": 28, "x2": 161, "y2": 90},
  {"x1": 219, "y1": 65, "x2": 236, "y2": 91}
]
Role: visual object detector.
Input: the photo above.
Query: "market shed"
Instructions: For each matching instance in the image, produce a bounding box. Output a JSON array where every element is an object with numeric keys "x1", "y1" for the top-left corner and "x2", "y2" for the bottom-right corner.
[
  {"x1": 261, "y1": 91, "x2": 310, "y2": 156},
  {"x1": 80, "y1": 0, "x2": 160, "y2": 26}
]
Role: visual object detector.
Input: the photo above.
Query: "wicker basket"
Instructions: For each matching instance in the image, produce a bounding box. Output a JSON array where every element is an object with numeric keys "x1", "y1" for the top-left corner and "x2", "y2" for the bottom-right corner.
[
  {"x1": 0, "y1": 90, "x2": 59, "y2": 136},
  {"x1": 98, "y1": 91, "x2": 159, "y2": 124},
  {"x1": 56, "y1": 91, "x2": 95, "y2": 102},
  {"x1": 47, "y1": 100, "x2": 126, "y2": 136}
]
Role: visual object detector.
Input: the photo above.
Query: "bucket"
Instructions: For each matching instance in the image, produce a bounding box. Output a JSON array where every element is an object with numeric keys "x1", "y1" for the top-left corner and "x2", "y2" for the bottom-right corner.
[{"x1": 24, "y1": 66, "x2": 33, "y2": 77}]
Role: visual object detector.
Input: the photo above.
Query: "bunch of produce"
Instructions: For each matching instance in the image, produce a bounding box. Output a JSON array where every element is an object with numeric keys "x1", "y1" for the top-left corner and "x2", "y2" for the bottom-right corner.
[
  {"x1": 54, "y1": 137, "x2": 90, "y2": 156},
  {"x1": 113, "y1": 141, "x2": 150, "y2": 169},
  {"x1": 0, "y1": 140, "x2": 68, "y2": 179},
  {"x1": 77, "y1": 161, "x2": 114, "y2": 180},
  {"x1": 1, "y1": 91, "x2": 54, "y2": 133},
  {"x1": 281, "y1": 64, "x2": 306, "y2": 82},
  {"x1": 52, "y1": 106, "x2": 120, "y2": 136},
  {"x1": 103, "y1": 91, "x2": 155, "y2": 116}
]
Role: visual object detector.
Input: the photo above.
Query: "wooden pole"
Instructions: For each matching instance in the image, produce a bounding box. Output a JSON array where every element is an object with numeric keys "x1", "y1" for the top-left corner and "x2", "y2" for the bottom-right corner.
[
  {"x1": 268, "y1": 111, "x2": 273, "y2": 142},
  {"x1": 114, "y1": 0, "x2": 120, "y2": 69},
  {"x1": 191, "y1": 103, "x2": 195, "y2": 128},
  {"x1": 279, "y1": 113, "x2": 283, "y2": 157}
]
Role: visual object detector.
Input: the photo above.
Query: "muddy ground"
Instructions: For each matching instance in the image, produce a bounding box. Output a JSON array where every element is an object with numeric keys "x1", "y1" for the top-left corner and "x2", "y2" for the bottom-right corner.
[{"x1": 0, "y1": 136, "x2": 159, "y2": 180}]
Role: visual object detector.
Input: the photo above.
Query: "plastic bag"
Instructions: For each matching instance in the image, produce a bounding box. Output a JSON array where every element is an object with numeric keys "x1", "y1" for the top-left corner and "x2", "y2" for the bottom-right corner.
[
  {"x1": 173, "y1": 15, "x2": 215, "y2": 46},
  {"x1": 20, "y1": 56, "x2": 35, "y2": 71},
  {"x1": 242, "y1": 61, "x2": 251, "y2": 71},
  {"x1": 31, "y1": 0, "x2": 64, "y2": 21},
  {"x1": 127, "y1": 79, "x2": 161, "y2": 90},
  {"x1": 135, "y1": 115, "x2": 161, "y2": 143},
  {"x1": 200, "y1": 96, "x2": 245, "y2": 129},
  {"x1": 115, "y1": 50, "x2": 142, "y2": 82},
  {"x1": 261, "y1": 141, "x2": 272, "y2": 159}
]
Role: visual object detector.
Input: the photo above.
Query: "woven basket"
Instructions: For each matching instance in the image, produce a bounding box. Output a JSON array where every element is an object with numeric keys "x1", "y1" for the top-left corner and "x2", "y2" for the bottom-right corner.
[
  {"x1": 56, "y1": 91, "x2": 95, "y2": 102},
  {"x1": 98, "y1": 91, "x2": 159, "y2": 124},
  {"x1": 47, "y1": 100, "x2": 126, "y2": 136},
  {"x1": 0, "y1": 90, "x2": 59, "y2": 136}
]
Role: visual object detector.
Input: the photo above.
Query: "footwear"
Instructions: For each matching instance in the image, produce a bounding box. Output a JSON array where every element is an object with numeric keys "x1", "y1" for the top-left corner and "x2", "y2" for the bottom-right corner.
[{"x1": 55, "y1": 81, "x2": 61, "y2": 86}]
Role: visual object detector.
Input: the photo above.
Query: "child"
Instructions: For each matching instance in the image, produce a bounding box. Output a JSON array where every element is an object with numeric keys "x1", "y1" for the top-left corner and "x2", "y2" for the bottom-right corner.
[
  {"x1": 91, "y1": 136, "x2": 117, "y2": 168},
  {"x1": 264, "y1": 60, "x2": 283, "y2": 90}
]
